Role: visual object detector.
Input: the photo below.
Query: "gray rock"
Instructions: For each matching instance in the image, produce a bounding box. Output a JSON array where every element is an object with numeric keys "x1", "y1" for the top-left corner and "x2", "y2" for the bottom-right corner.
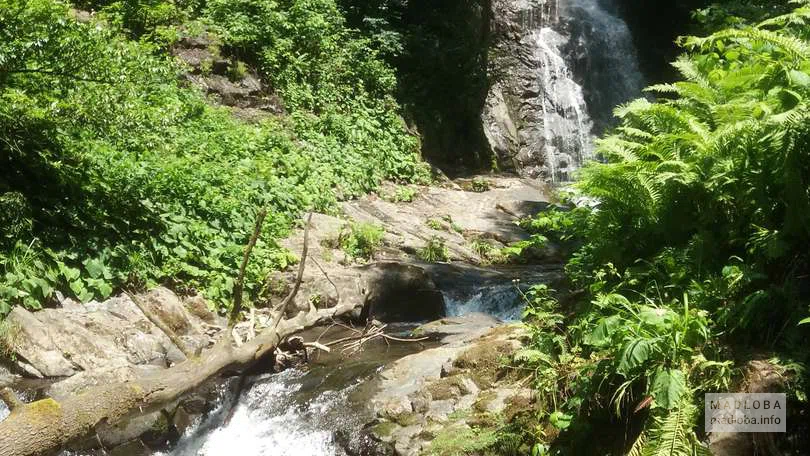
[
  {"x1": 0, "y1": 364, "x2": 17, "y2": 387},
  {"x1": 7, "y1": 288, "x2": 211, "y2": 380},
  {"x1": 409, "y1": 390, "x2": 432, "y2": 414},
  {"x1": 359, "y1": 262, "x2": 445, "y2": 322},
  {"x1": 415, "y1": 313, "x2": 502, "y2": 345}
]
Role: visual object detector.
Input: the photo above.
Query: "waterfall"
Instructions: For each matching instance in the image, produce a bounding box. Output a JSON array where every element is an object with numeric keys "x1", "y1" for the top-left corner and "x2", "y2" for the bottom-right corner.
[{"x1": 516, "y1": 0, "x2": 643, "y2": 182}]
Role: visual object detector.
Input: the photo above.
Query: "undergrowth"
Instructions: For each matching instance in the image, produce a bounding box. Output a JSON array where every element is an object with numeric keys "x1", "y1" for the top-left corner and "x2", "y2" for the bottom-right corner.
[
  {"x1": 515, "y1": 2, "x2": 810, "y2": 454},
  {"x1": 0, "y1": 0, "x2": 428, "y2": 315}
]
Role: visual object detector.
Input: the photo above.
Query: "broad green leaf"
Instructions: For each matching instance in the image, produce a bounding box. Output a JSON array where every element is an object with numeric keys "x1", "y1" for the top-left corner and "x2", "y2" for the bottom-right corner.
[
  {"x1": 799, "y1": 317, "x2": 810, "y2": 325},
  {"x1": 585, "y1": 315, "x2": 621, "y2": 347},
  {"x1": 638, "y1": 306, "x2": 672, "y2": 328},
  {"x1": 651, "y1": 368, "x2": 687, "y2": 410},
  {"x1": 549, "y1": 411, "x2": 573, "y2": 430},
  {"x1": 618, "y1": 339, "x2": 653, "y2": 375},
  {"x1": 789, "y1": 70, "x2": 810, "y2": 87},
  {"x1": 83, "y1": 258, "x2": 106, "y2": 279}
]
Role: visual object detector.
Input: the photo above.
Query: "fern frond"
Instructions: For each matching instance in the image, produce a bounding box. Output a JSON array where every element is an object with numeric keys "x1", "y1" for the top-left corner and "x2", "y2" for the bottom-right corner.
[
  {"x1": 628, "y1": 431, "x2": 647, "y2": 456},
  {"x1": 671, "y1": 57, "x2": 711, "y2": 88},
  {"x1": 615, "y1": 98, "x2": 653, "y2": 119},
  {"x1": 709, "y1": 28, "x2": 810, "y2": 60},
  {"x1": 639, "y1": 398, "x2": 708, "y2": 456},
  {"x1": 758, "y1": 7, "x2": 810, "y2": 29}
]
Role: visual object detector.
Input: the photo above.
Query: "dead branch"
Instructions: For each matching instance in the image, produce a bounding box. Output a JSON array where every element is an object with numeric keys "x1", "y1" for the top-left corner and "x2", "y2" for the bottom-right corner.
[
  {"x1": 128, "y1": 292, "x2": 194, "y2": 359},
  {"x1": 270, "y1": 212, "x2": 313, "y2": 330},
  {"x1": 0, "y1": 388, "x2": 22, "y2": 412},
  {"x1": 309, "y1": 256, "x2": 340, "y2": 303},
  {"x1": 222, "y1": 212, "x2": 313, "y2": 426},
  {"x1": 321, "y1": 321, "x2": 429, "y2": 355},
  {"x1": 0, "y1": 212, "x2": 344, "y2": 456},
  {"x1": 230, "y1": 208, "x2": 268, "y2": 327}
]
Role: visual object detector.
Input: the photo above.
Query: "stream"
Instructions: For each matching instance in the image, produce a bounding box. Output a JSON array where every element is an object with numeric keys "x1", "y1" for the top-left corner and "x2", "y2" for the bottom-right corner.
[
  {"x1": 148, "y1": 281, "x2": 530, "y2": 456},
  {"x1": 0, "y1": 0, "x2": 645, "y2": 453},
  {"x1": 155, "y1": 324, "x2": 429, "y2": 456}
]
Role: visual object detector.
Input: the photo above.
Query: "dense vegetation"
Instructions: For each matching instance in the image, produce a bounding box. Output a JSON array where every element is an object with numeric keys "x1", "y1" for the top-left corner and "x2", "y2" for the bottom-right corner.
[
  {"x1": 0, "y1": 0, "x2": 427, "y2": 314},
  {"x1": 516, "y1": 1, "x2": 810, "y2": 454}
]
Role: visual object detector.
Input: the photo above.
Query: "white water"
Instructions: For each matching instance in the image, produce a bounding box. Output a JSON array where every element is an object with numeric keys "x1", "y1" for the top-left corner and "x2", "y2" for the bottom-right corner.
[
  {"x1": 444, "y1": 284, "x2": 525, "y2": 321},
  {"x1": 158, "y1": 370, "x2": 358, "y2": 456},
  {"x1": 523, "y1": 0, "x2": 643, "y2": 181}
]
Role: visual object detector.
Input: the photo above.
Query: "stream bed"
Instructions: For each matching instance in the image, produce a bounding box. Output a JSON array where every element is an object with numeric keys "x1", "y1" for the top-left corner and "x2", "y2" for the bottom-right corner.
[{"x1": 153, "y1": 324, "x2": 432, "y2": 456}]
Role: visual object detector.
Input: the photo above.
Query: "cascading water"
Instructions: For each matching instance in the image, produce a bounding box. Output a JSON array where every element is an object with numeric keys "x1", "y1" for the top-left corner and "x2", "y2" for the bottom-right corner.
[{"x1": 514, "y1": 0, "x2": 643, "y2": 181}]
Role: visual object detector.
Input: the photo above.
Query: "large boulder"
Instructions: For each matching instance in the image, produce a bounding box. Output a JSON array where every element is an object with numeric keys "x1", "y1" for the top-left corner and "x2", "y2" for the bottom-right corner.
[
  {"x1": 359, "y1": 262, "x2": 446, "y2": 322},
  {"x1": 6, "y1": 288, "x2": 217, "y2": 379}
]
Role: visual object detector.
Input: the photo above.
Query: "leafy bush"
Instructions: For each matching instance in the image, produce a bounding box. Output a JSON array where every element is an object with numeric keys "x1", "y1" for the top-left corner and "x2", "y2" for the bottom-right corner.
[
  {"x1": 418, "y1": 236, "x2": 449, "y2": 262},
  {"x1": 384, "y1": 185, "x2": 418, "y2": 203},
  {"x1": 517, "y1": 3, "x2": 810, "y2": 453},
  {"x1": 338, "y1": 222, "x2": 385, "y2": 261}
]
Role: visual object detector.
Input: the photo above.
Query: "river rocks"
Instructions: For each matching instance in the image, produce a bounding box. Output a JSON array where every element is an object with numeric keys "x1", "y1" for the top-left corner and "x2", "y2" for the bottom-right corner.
[
  {"x1": 6, "y1": 289, "x2": 216, "y2": 380},
  {"x1": 271, "y1": 176, "x2": 562, "y2": 324},
  {"x1": 368, "y1": 322, "x2": 540, "y2": 455},
  {"x1": 359, "y1": 262, "x2": 445, "y2": 322},
  {"x1": 2, "y1": 288, "x2": 222, "y2": 448}
]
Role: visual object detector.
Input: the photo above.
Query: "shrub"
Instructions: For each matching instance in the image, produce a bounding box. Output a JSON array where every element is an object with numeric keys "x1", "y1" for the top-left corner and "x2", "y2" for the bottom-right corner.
[
  {"x1": 418, "y1": 236, "x2": 449, "y2": 262},
  {"x1": 339, "y1": 222, "x2": 385, "y2": 261},
  {"x1": 0, "y1": 0, "x2": 425, "y2": 314}
]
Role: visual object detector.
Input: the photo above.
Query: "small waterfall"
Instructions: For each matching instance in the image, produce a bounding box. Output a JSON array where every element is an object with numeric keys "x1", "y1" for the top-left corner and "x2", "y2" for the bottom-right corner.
[
  {"x1": 517, "y1": 0, "x2": 643, "y2": 182},
  {"x1": 444, "y1": 284, "x2": 524, "y2": 321},
  {"x1": 158, "y1": 371, "x2": 351, "y2": 456}
]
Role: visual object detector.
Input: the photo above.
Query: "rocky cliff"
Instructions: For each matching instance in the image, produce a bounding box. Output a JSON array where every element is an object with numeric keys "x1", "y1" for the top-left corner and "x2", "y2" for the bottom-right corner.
[{"x1": 482, "y1": 0, "x2": 643, "y2": 180}]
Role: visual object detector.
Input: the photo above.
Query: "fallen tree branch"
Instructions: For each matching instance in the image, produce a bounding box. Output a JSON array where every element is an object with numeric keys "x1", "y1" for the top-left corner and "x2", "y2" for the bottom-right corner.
[
  {"x1": 128, "y1": 292, "x2": 194, "y2": 359},
  {"x1": 224, "y1": 212, "x2": 312, "y2": 425},
  {"x1": 309, "y1": 256, "x2": 340, "y2": 303},
  {"x1": 0, "y1": 212, "x2": 338, "y2": 456},
  {"x1": 270, "y1": 212, "x2": 312, "y2": 330},
  {"x1": 322, "y1": 321, "x2": 429, "y2": 355},
  {"x1": 230, "y1": 208, "x2": 267, "y2": 327}
]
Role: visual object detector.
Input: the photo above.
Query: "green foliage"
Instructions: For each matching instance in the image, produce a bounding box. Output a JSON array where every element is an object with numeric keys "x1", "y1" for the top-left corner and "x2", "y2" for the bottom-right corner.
[
  {"x1": 418, "y1": 236, "x2": 449, "y2": 262},
  {"x1": 469, "y1": 177, "x2": 491, "y2": 193},
  {"x1": 427, "y1": 424, "x2": 499, "y2": 456},
  {"x1": 338, "y1": 222, "x2": 384, "y2": 261},
  {"x1": 470, "y1": 238, "x2": 505, "y2": 264},
  {"x1": 384, "y1": 185, "x2": 418, "y2": 203},
  {"x1": 0, "y1": 0, "x2": 425, "y2": 314},
  {"x1": 426, "y1": 218, "x2": 443, "y2": 231},
  {"x1": 0, "y1": 319, "x2": 20, "y2": 361},
  {"x1": 516, "y1": 3, "x2": 810, "y2": 453},
  {"x1": 500, "y1": 235, "x2": 549, "y2": 263}
]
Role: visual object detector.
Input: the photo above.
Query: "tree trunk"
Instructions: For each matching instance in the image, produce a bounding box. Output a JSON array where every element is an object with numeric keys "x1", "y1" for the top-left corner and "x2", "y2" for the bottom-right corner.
[{"x1": 0, "y1": 304, "x2": 351, "y2": 456}]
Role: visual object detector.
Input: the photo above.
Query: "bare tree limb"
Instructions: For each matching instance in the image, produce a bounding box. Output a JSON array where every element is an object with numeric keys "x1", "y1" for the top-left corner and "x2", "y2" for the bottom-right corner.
[
  {"x1": 0, "y1": 388, "x2": 22, "y2": 412},
  {"x1": 270, "y1": 212, "x2": 313, "y2": 330},
  {"x1": 230, "y1": 208, "x2": 268, "y2": 327},
  {"x1": 128, "y1": 292, "x2": 194, "y2": 359},
  {"x1": 309, "y1": 256, "x2": 340, "y2": 303}
]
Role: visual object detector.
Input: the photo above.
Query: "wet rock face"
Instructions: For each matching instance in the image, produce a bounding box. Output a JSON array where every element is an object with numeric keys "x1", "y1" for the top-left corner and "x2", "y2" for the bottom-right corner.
[
  {"x1": 360, "y1": 262, "x2": 445, "y2": 322},
  {"x1": 482, "y1": 0, "x2": 643, "y2": 180}
]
